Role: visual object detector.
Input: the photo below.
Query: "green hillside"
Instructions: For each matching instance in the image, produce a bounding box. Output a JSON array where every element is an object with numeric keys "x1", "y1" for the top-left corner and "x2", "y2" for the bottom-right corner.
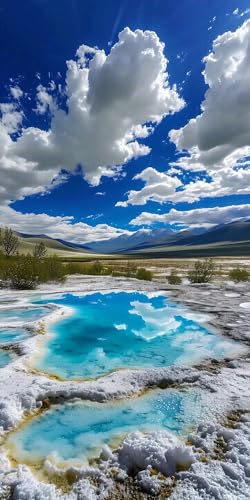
[{"x1": 14, "y1": 234, "x2": 95, "y2": 258}]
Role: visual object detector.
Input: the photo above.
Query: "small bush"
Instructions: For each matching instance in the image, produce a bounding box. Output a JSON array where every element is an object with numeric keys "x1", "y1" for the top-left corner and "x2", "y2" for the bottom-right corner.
[
  {"x1": 64, "y1": 262, "x2": 82, "y2": 275},
  {"x1": 229, "y1": 267, "x2": 249, "y2": 282},
  {"x1": 111, "y1": 270, "x2": 124, "y2": 277},
  {"x1": 136, "y1": 268, "x2": 152, "y2": 281},
  {"x1": 88, "y1": 260, "x2": 103, "y2": 275},
  {"x1": 0, "y1": 254, "x2": 66, "y2": 289},
  {"x1": 0, "y1": 255, "x2": 38, "y2": 289},
  {"x1": 168, "y1": 271, "x2": 181, "y2": 285},
  {"x1": 188, "y1": 259, "x2": 215, "y2": 284},
  {"x1": 33, "y1": 242, "x2": 47, "y2": 259},
  {"x1": 41, "y1": 255, "x2": 65, "y2": 282},
  {"x1": 102, "y1": 266, "x2": 113, "y2": 275},
  {"x1": 125, "y1": 262, "x2": 137, "y2": 277},
  {"x1": 0, "y1": 227, "x2": 19, "y2": 256}
]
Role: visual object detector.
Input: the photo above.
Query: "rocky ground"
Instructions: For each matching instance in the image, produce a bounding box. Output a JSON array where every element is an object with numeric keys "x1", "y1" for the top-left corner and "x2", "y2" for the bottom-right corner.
[{"x1": 0, "y1": 276, "x2": 249, "y2": 499}]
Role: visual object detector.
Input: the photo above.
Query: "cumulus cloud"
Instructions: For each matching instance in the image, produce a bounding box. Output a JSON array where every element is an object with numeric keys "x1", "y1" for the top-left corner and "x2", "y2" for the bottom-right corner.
[
  {"x1": 130, "y1": 204, "x2": 250, "y2": 228},
  {"x1": 168, "y1": 19, "x2": 250, "y2": 202},
  {"x1": 0, "y1": 27, "x2": 184, "y2": 207},
  {"x1": 115, "y1": 20, "x2": 250, "y2": 209},
  {"x1": 116, "y1": 167, "x2": 182, "y2": 206},
  {"x1": 10, "y1": 85, "x2": 23, "y2": 100},
  {"x1": 0, "y1": 206, "x2": 133, "y2": 243},
  {"x1": 34, "y1": 84, "x2": 56, "y2": 115}
]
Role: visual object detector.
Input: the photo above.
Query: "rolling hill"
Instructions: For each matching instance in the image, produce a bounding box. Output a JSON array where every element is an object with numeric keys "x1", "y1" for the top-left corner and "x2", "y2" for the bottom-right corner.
[{"x1": 14, "y1": 232, "x2": 95, "y2": 257}]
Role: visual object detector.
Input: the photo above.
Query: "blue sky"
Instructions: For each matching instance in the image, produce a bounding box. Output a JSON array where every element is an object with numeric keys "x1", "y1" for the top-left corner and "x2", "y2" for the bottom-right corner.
[{"x1": 0, "y1": 0, "x2": 250, "y2": 242}]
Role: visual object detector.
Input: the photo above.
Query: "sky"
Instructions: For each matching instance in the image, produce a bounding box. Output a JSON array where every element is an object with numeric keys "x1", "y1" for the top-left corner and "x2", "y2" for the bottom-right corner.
[{"x1": 0, "y1": 0, "x2": 250, "y2": 243}]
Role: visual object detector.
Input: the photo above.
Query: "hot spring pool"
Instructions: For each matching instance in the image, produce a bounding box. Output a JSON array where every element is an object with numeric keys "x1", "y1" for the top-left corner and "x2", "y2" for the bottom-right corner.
[
  {"x1": 6, "y1": 388, "x2": 203, "y2": 467},
  {"x1": 0, "y1": 350, "x2": 13, "y2": 368},
  {"x1": 31, "y1": 291, "x2": 244, "y2": 379},
  {"x1": 0, "y1": 328, "x2": 30, "y2": 345},
  {"x1": 0, "y1": 306, "x2": 50, "y2": 325}
]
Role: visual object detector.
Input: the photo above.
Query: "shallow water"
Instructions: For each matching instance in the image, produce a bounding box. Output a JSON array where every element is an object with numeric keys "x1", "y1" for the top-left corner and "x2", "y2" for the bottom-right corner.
[
  {"x1": 0, "y1": 328, "x2": 30, "y2": 345},
  {"x1": 32, "y1": 291, "x2": 244, "y2": 379},
  {"x1": 0, "y1": 306, "x2": 50, "y2": 324},
  {"x1": 6, "y1": 388, "x2": 203, "y2": 466},
  {"x1": 0, "y1": 350, "x2": 13, "y2": 368}
]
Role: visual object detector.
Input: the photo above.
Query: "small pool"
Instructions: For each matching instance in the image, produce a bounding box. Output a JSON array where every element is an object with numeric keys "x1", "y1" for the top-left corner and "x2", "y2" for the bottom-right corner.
[
  {"x1": 0, "y1": 328, "x2": 30, "y2": 345},
  {"x1": 0, "y1": 306, "x2": 50, "y2": 325},
  {"x1": 6, "y1": 388, "x2": 204, "y2": 467},
  {"x1": 32, "y1": 291, "x2": 245, "y2": 379},
  {"x1": 0, "y1": 350, "x2": 13, "y2": 368}
]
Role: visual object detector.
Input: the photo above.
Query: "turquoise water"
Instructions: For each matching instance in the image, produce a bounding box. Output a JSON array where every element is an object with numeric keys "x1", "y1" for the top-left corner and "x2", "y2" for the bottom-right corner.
[
  {"x1": 33, "y1": 292, "x2": 242, "y2": 379},
  {"x1": 0, "y1": 306, "x2": 50, "y2": 324},
  {"x1": 7, "y1": 388, "x2": 203, "y2": 466},
  {"x1": 0, "y1": 328, "x2": 30, "y2": 345},
  {"x1": 0, "y1": 350, "x2": 13, "y2": 368}
]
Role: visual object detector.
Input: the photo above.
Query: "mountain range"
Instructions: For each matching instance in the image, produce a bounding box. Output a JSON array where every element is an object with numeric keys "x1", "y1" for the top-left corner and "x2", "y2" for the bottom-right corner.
[{"x1": 14, "y1": 219, "x2": 250, "y2": 257}]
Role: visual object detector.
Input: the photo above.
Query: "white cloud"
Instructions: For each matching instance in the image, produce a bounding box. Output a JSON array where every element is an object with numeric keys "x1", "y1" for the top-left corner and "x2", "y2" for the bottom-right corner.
[
  {"x1": 34, "y1": 84, "x2": 55, "y2": 115},
  {"x1": 10, "y1": 86, "x2": 23, "y2": 100},
  {"x1": 0, "y1": 103, "x2": 23, "y2": 134},
  {"x1": 130, "y1": 204, "x2": 250, "y2": 228},
  {"x1": 168, "y1": 19, "x2": 250, "y2": 203},
  {"x1": 86, "y1": 213, "x2": 103, "y2": 220},
  {"x1": 116, "y1": 167, "x2": 182, "y2": 207},
  {"x1": 233, "y1": 8, "x2": 250, "y2": 17},
  {"x1": 115, "y1": 20, "x2": 250, "y2": 210},
  {"x1": 0, "y1": 206, "x2": 133, "y2": 244},
  {"x1": 0, "y1": 27, "x2": 184, "y2": 207}
]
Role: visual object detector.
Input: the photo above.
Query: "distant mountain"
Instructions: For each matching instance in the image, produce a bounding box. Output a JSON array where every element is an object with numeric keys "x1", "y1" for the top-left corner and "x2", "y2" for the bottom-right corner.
[
  {"x1": 165, "y1": 219, "x2": 250, "y2": 247},
  {"x1": 86, "y1": 229, "x2": 172, "y2": 253},
  {"x1": 13, "y1": 218, "x2": 250, "y2": 257},
  {"x1": 129, "y1": 219, "x2": 250, "y2": 257},
  {"x1": 87, "y1": 227, "x2": 205, "y2": 253},
  {"x1": 87, "y1": 219, "x2": 250, "y2": 254}
]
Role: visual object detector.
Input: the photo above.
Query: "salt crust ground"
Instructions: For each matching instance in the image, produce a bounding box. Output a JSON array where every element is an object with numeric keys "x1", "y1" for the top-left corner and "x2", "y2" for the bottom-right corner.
[{"x1": 0, "y1": 276, "x2": 249, "y2": 499}]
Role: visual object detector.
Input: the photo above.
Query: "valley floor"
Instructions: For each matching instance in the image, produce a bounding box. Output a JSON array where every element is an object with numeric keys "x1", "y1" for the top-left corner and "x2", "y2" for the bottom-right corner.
[{"x1": 0, "y1": 276, "x2": 249, "y2": 499}]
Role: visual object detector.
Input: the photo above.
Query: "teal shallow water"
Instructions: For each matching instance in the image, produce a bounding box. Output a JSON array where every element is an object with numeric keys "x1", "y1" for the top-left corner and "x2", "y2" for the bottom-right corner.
[
  {"x1": 6, "y1": 388, "x2": 203, "y2": 466},
  {"x1": 0, "y1": 306, "x2": 50, "y2": 324},
  {"x1": 0, "y1": 328, "x2": 30, "y2": 345},
  {"x1": 32, "y1": 291, "x2": 244, "y2": 379},
  {"x1": 0, "y1": 350, "x2": 13, "y2": 367}
]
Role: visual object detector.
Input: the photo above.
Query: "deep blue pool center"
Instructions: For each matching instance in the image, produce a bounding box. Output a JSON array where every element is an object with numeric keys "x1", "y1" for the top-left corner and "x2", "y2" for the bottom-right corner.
[{"x1": 31, "y1": 291, "x2": 242, "y2": 379}]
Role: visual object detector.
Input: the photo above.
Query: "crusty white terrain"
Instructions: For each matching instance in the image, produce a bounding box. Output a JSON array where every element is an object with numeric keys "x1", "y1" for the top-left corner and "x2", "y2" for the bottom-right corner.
[{"x1": 0, "y1": 276, "x2": 249, "y2": 499}]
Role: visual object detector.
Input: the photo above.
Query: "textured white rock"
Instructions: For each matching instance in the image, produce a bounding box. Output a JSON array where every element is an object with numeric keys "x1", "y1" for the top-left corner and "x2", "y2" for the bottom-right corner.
[
  {"x1": 118, "y1": 430, "x2": 196, "y2": 476},
  {"x1": 0, "y1": 276, "x2": 249, "y2": 499}
]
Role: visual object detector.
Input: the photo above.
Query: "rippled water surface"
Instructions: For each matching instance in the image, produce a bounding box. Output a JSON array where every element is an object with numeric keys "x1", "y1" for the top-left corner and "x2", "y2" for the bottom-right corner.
[
  {"x1": 6, "y1": 388, "x2": 203, "y2": 466},
  {"x1": 0, "y1": 306, "x2": 50, "y2": 324},
  {"x1": 31, "y1": 291, "x2": 244, "y2": 379},
  {"x1": 0, "y1": 350, "x2": 13, "y2": 367},
  {"x1": 0, "y1": 328, "x2": 30, "y2": 345}
]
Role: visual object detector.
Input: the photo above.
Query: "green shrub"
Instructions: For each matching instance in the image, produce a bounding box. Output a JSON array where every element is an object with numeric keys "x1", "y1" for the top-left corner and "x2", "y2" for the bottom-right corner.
[
  {"x1": 111, "y1": 270, "x2": 123, "y2": 277},
  {"x1": 136, "y1": 268, "x2": 152, "y2": 281},
  {"x1": 102, "y1": 267, "x2": 113, "y2": 275},
  {"x1": 33, "y1": 242, "x2": 47, "y2": 258},
  {"x1": 0, "y1": 254, "x2": 66, "y2": 289},
  {"x1": 167, "y1": 271, "x2": 181, "y2": 285},
  {"x1": 229, "y1": 267, "x2": 249, "y2": 282},
  {"x1": 125, "y1": 262, "x2": 137, "y2": 277},
  {"x1": 87, "y1": 260, "x2": 103, "y2": 275},
  {"x1": 64, "y1": 262, "x2": 82, "y2": 275},
  {"x1": 188, "y1": 259, "x2": 215, "y2": 284},
  {"x1": 0, "y1": 255, "x2": 38, "y2": 289},
  {"x1": 41, "y1": 255, "x2": 65, "y2": 282},
  {"x1": 0, "y1": 227, "x2": 19, "y2": 257}
]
